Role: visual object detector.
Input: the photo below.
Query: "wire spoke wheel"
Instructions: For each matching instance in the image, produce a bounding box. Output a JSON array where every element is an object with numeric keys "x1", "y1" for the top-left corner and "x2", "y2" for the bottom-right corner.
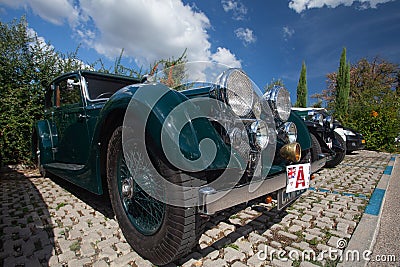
[{"x1": 117, "y1": 149, "x2": 165, "y2": 236}]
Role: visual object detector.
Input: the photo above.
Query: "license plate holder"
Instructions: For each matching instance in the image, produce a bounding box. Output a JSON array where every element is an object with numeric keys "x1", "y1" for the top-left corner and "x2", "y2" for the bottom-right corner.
[
  {"x1": 277, "y1": 188, "x2": 306, "y2": 210},
  {"x1": 277, "y1": 163, "x2": 311, "y2": 210}
]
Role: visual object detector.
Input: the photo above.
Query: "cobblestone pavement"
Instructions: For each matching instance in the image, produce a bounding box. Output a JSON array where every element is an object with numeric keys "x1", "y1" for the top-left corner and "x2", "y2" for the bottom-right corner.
[{"x1": 0, "y1": 150, "x2": 392, "y2": 267}]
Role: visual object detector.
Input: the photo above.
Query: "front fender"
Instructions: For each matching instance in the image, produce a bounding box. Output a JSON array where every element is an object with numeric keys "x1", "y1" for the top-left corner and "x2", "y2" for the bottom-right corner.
[
  {"x1": 96, "y1": 83, "x2": 242, "y2": 172},
  {"x1": 288, "y1": 111, "x2": 311, "y2": 150}
]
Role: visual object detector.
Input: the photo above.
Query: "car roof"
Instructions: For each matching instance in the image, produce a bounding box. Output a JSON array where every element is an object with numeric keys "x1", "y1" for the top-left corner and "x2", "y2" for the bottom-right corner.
[{"x1": 50, "y1": 70, "x2": 144, "y2": 84}]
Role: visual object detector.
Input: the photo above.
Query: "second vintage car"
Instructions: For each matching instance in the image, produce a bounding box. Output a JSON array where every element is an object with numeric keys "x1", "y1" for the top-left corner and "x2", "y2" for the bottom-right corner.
[{"x1": 33, "y1": 66, "x2": 325, "y2": 265}]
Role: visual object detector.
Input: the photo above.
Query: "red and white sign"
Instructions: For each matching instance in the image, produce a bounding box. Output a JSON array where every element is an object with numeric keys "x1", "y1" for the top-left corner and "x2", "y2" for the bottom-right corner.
[{"x1": 286, "y1": 163, "x2": 311, "y2": 193}]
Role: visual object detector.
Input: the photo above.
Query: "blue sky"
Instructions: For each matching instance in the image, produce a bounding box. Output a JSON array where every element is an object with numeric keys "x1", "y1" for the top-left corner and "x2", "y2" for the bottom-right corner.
[{"x1": 1, "y1": 0, "x2": 400, "y2": 105}]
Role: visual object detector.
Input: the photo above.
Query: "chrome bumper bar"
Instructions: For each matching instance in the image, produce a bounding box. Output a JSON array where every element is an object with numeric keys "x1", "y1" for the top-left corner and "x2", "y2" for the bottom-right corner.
[{"x1": 198, "y1": 157, "x2": 326, "y2": 215}]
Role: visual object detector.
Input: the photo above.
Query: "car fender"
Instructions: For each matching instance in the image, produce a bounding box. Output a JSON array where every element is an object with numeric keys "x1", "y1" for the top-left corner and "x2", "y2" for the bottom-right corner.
[
  {"x1": 334, "y1": 127, "x2": 346, "y2": 142},
  {"x1": 95, "y1": 83, "x2": 243, "y2": 172},
  {"x1": 288, "y1": 111, "x2": 311, "y2": 150}
]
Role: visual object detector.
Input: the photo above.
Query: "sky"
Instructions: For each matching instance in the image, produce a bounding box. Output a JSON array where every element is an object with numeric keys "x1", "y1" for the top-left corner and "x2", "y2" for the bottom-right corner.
[{"x1": 1, "y1": 0, "x2": 400, "y2": 105}]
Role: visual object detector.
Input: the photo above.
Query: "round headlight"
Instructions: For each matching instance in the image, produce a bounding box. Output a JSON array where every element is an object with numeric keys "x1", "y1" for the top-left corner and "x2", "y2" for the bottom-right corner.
[
  {"x1": 279, "y1": 122, "x2": 297, "y2": 143},
  {"x1": 217, "y1": 69, "x2": 254, "y2": 117},
  {"x1": 312, "y1": 113, "x2": 323, "y2": 126},
  {"x1": 250, "y1": 120, "x2": 269, "y2": 150},
  {"x1": 324, "y1": 115, "x2": 334, "y2": 129},
  {"x1": 263, "y1": 86, "x2": 291, "y2": 122}
]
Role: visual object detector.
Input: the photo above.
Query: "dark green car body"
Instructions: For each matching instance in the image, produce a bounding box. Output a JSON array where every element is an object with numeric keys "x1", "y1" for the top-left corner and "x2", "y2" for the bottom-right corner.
[
  {"x1": 32, "y1": 69, "x2": 328, "y2": 265},
  {"x1": 33, "y1": 70, "x2": 316, "y2": 197}
]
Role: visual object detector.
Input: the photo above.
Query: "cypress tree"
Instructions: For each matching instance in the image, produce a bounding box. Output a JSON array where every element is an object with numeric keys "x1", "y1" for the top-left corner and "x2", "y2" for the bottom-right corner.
[
  {"x1": 335, "y1": 48, "x2": 350, "y2": 120},
  {"x1": 295, "y1": 61, "x2": 307, "y2": 107}
]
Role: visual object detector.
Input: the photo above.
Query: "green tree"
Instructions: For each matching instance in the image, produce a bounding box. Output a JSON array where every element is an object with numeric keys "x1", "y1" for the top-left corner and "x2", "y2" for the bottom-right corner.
[
  {"x1": 294, "y1": 61, "x2": 307, "y2": 107},
  {"x1": 0, "y1": 17, "x2": 89, "y2": 164},
  {"x1": 313, "y1": 56, "x2": 399, "y2": 152},
  {"x1": 265, "y1": 78, "x2": 285, "y2": 90},
  {"x1": 334, "y1": 48, "x2": 351, "y2": 121}
]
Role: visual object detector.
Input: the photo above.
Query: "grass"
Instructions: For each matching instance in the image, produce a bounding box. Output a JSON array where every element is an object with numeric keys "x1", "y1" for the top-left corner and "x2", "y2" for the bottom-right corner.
[
  {"x1": 226, "y1": 244, "x2": 239, "y2": 250},
  {"x1": 56, "y1": 202, "x2": 66, "y2": 210},
  {"x1": 69, "y1": 241, "x2": 81, "y2": 252}
]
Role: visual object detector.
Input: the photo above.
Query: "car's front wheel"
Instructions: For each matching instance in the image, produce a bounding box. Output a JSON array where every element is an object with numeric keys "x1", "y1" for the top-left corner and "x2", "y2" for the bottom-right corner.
[
  {"x1": 325, "y1": 132, "x2": 346, "y2": 168},
  {"x1": 106, "y1": 126, "x2": 204, "y2": 265}
]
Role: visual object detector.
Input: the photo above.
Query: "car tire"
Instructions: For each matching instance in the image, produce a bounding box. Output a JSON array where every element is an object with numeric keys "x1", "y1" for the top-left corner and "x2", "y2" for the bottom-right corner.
[
  {"x1": 106, "y1": 126, "x2": 205, "y2": 265},
  {"x1": 325, "y1": 132, "x2": 346, "y2": 168},
  {"x1": 310, "y1": 133, "x2": 322, "y2": 162}
]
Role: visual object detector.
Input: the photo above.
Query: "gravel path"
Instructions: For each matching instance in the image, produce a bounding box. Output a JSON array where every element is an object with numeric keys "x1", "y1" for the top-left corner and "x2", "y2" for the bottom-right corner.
[{"x1": 0, "y1": 150, "x2": 392, "y2": 267}]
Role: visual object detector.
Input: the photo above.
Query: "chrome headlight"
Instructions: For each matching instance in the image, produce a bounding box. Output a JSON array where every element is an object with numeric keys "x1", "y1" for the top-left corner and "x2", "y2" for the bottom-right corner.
[
  {"x1": 250, "y1": 120, "x2": 269, "y2": 150},
  {"x1": 263, "y1": 86, "x2": 291, "y2": 122},
  {"x1": 343, "y1": 129, "x2": 356, "y2": 136},
  {"x1": 324, "y1": 115, "x2": 334, "y2": 129},
  {"x1": 312, "y1": 113, "x2": 323, "y2": 126},
  {"x1": 217, "y1": 68, "x2": 254, "y2": 117},
  {"x1": 278, "y1": 122, "x2": 297, "y2": 143}
]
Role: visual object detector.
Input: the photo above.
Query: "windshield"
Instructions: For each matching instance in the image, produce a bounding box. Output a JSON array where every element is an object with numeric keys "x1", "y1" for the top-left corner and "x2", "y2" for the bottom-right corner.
[{"x1": 83, "y1": 74, "x2": 140, "y2": 100}]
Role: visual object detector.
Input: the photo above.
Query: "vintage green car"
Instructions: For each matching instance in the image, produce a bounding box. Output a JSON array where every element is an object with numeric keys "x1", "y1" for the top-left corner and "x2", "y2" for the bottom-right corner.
[{"x1": 33, "y1": 68, "x2": 326, "y2": 265}]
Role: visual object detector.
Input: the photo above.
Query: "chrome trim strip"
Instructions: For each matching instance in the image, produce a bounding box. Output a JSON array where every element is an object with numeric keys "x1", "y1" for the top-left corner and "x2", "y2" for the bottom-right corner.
[{"x1": 199, "y1": 157, "x2": 326, "y2": 215}]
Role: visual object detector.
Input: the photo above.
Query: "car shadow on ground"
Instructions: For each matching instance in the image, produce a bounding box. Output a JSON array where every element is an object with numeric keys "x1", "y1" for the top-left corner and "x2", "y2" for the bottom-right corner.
[
  {"x1": 47, "y1": 174, "x2": 114, "y2": 219},
  {"x1": 0, "y1": 167, "x2": 55, "y2": 266},
  {"x1": 175, "y1": 198, "x2": 288, "y2": 265},
  {"x1": 0, "y1": 167, "x2": 115, "y2": 267}
]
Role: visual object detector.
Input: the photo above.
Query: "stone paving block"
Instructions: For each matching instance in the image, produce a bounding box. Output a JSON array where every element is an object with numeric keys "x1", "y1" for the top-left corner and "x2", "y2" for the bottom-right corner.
[
  {"x1": 99, "y1": 246, "x2": 118, "y2": 262},
  {"x1": 247, "y1": 253, "x2": 265, "y2": 267},
  {"x1": 58, "y1": 251, "x2": 76, "y2": 263},
  {"x1": 271, "y1": 258, "x2": 294, "y2": 267},
  {"x1": 234, "y1": 239, "x2": 254, "y2": 256},
  {"x1": 93, "y1": 259, "x2": 109, "y2": 267},
  {"x1": 292, "y1": 219, "x2": 311, "y2": 228},
  {"x1": 110, "y1": 251, "x2": 140, "y2": 267},
  {"x1": 270, "y1": 241, "x2": 283, "y2": 249},
  {"x1": 203, "y1": 258, "x2": 228, "y2": 267},
  {"x1": 300, "y1": 261, "x2": 321, "y2": 267},
  {"x1": 67, "y1": 257, "x2": 91, "y2": 267},
  {"x1": 212, "y1": 237, "x2": 232, "y2": 249},
  {"x1": 248, "y1": 232, "x2": 267, "y2": 244},
  {"x1": 277, "y1": 230, "x2": 298, "y2": 241},
  {"x1": 288, "y1": 224, "x2": 302, "y2": 233},
  {"x1": 223, "y1": 246, "x2": 246, "y2": 263},
  {"x1": 114, "y1": 242, "x2": 132, "y2": 255},
  {"x1": 231, "y1": 261, "x2": 249, "y2": 267}
]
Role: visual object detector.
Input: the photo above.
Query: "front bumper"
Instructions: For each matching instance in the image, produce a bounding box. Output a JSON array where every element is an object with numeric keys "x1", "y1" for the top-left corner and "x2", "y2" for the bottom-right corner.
[
  {"x1": 198, "y1": 156, "x2": 326, "y2": 215},
  {"x1": 346, "y1": 135, "x2": 366, "y2": 151}
]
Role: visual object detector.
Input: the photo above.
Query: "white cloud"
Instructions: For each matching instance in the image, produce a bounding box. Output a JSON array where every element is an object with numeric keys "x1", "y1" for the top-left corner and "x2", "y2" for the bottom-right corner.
[
  {"x1": 211, "y1": 47, "x2": 241, "y2": 68},
  {"x1": 2, "y1": 0, "x2": 241, "y2": 73},
  {"x1": 283, "y1": 26, "x2": 295, "y2": 41},
  {"x1": 1, "y1": 0, "x2": 79, "y2": 25},
  {"x1": 289, "y1": 0, "x2": 395, "y2": 13},
  {"x1": 221, "y1": 0, "x2": 248, "y2": 20},
  {"x1": 234, "y1": 28, "x2": 256, "y2": 46}
]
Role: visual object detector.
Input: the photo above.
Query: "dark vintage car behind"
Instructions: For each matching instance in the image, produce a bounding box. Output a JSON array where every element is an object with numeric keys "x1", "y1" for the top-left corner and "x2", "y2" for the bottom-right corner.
[
  {"x1": 291, "y1": 107, "x2": 346, "y2": 168},
  {"x1": 33, "y1": 68, "x2": 325, "y2": 265},
  {"x1": 343, "y1": 127, "x2": 366, "y2": 153}
]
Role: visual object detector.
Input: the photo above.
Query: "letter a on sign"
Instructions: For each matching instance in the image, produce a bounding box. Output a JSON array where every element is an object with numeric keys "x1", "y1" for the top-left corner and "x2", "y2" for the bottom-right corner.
[
  {"x1": 296, "y1": 166, "x2": 305, "y2": 188},
  {"x1": 285, "y1": 163, "x2": 311, "y2": 193}
]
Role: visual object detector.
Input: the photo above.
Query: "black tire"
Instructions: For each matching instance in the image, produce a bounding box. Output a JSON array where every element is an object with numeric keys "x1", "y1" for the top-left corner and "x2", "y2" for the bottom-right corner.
[
  {"x1": 106, "y1": 126, "x2": 204, "y2": 265},
  {"x1": 325, "y1": 132, "x2": 346, "y2": 168},
  {"x1": 310, "y1": 133, "x2": 322, "y2": 162}
]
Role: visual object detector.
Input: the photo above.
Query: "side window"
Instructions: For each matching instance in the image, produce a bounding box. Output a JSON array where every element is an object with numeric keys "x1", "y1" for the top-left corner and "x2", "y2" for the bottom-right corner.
[
  {"x1": 44, "y1": 85, "x2": 53, "y2": 109},
  {"x1": 55, "y1": 76, "x2": 82, "y2": 107}
]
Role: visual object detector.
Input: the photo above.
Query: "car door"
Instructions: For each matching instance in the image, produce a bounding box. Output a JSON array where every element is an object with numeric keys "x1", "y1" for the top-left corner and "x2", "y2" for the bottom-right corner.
[{"x1": 52, "y1": 74, "x2": 90, "y2": 165}]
